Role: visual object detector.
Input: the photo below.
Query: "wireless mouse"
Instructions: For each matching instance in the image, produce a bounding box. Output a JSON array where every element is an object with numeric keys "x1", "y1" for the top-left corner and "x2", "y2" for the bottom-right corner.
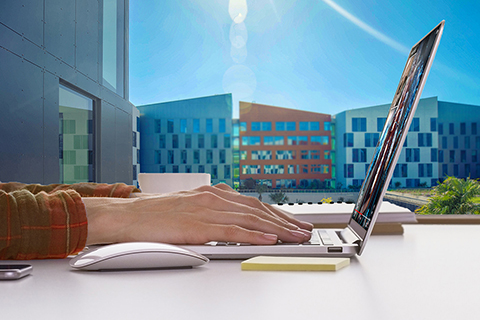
[{"x1": 69, "y1": 242, "x2": 209, "y2": 271}]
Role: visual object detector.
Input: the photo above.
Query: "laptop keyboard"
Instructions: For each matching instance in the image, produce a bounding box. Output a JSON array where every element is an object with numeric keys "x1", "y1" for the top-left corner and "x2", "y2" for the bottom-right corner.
[{"x1": 210, "y1": 229, "x2": 334, "y2": 247}]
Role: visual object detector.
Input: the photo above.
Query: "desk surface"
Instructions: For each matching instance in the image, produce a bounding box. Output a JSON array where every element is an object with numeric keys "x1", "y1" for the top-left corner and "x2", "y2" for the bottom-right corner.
[{"x1": 2, "y1": 225, "x2": 480, "y2": 320}]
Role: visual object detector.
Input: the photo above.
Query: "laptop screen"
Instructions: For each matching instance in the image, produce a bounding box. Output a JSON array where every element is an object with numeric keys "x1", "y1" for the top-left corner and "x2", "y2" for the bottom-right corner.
[{"x1": 349, "y1": 22, "x2": 444, "y2": 241}]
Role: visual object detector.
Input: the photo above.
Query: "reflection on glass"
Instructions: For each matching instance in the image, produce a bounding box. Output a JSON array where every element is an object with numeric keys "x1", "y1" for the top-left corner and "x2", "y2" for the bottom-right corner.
[
  {"x1": 352, "y1": 24, "x2": 441, "y2": 230},
  {"x1": 59, "y1": 85, "x2": 94, "y2": 184}
]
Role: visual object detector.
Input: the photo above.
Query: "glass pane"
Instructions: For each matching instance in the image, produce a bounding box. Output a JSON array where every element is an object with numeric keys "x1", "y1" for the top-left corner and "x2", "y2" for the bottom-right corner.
[{"x1": 59, "y1": 85, "x2": 94, "y2": 184}]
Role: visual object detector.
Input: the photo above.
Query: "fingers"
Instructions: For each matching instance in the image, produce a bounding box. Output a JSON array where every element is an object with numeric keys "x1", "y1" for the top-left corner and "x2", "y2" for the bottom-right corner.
[
  {"x1": 200, "y1": 223, "x2": 279, "y2": 245},
  {"x1": 193, "y1": 184, "x2": 313, "y2": 231}
]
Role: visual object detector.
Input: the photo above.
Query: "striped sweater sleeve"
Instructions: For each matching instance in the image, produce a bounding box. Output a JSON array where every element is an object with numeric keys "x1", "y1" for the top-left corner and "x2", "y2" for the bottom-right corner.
[{"x1": 0, "y1": 189, "x2": 88, "y2": 260}]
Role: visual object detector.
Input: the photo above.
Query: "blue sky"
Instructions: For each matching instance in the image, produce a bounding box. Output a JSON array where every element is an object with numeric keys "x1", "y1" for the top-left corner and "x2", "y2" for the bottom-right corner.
[{"x1": 129, "y1": 0, "x2": 480, "y2": 118}]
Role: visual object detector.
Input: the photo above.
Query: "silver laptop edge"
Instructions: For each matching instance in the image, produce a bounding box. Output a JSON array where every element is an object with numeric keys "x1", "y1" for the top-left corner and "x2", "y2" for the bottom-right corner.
[{"x1": 348, "y1": 20, "x2": 444, "y2": 255}]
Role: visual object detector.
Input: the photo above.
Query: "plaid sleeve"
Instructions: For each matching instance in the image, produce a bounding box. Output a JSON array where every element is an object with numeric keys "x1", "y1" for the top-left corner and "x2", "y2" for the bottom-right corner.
[
  {"x1": 0, "y1": 189, "x2": 88, "y2": 260},
  {"x1": 0, "y1": 182, "x2": 140, "y2": 198}
]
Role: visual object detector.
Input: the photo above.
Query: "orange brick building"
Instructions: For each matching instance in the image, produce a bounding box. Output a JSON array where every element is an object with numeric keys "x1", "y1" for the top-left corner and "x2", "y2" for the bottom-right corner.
[{"x1": 239, "y1": 102, "x2": 333, "y2": 189}]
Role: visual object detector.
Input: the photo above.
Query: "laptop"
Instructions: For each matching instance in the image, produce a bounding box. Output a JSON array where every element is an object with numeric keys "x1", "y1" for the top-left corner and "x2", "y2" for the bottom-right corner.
[{"x1": 184, "y1": 21, "x2": 444, "y2": 259}]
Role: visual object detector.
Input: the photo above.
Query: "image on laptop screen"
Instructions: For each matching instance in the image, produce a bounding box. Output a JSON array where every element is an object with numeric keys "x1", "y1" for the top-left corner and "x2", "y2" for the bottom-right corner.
[{"x1": 351, "y1": 23, "x2": 443, "y2": 232}]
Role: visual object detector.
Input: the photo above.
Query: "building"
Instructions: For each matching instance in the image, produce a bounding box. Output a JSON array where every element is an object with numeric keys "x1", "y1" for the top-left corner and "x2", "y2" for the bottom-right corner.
[
  {"x1": 0, "y1": 0, "x2": 136, "y2": 185},
  {"x1": 334, "y1": 96, "x2": 480, "y2": 188},
  {"x1": 137, "y1": 94, "x2": 234, "y2": 186},
  {"x1": 238, "y1": 102, "x2": 333, "y2": 189}
]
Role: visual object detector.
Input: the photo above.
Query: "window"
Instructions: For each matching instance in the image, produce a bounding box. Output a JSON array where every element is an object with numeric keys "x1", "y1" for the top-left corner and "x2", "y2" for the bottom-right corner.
[
  {"x1": 242, "y1": 136, "x2": 260, "y2": 146},
  {"x1": 409, "y1": 118, "x2": 420, "y2": 132},
  {"x1": 393, "y1": 164, "x2": 408, "y2": 177},
  {"x1": 430, "y1": 118, "x2": 437, "y2": 132},
  {"x1": 442, "y1": 136, "x2": 448, "y2": 149},
  {"x1": 224, "y1": 165, "x2": 231, "y2": 179},
  {"x1": 406, "y1": 148, "x2": 420, "y2": 162},
  {"x1": 344, "y1": 133, "x2": 353, "y2": 147},
  {"x1": 365, "y1": 133, "x2": 379, "y2": 147},
  {"x1": 377, "y1": 118, "x2": 386, "y2": 132},
  {"x1": 251, "y1": 122, "x2": 261, "y2": 131},
  {"x1": 181, "y1": 150, "x2": 187, "y2": 164},
  {"x1": 453, "y1": 137, "x2": 459, "y2": 149},
  {"x1": 220, "y1": 150, "x2": 226, "y2": 163},
  {"x1": 198, "y1": 165, "x2": 205, "y2": 173},
  {"x1": 472, "y1": 150, "x2": 478, "y2": 162},
  {"x1": 431, "y1": 148, "x2": 437, "y2": 162},
  {"x1": 352, "y1": 118, "x2": 366, "y2": 132},
  {"x1": 172, "y1": 134, "x2": 178, "y2": 148},
  {"x1": 438, "y1": 123, "x2": 443, "y2": 135},
  {"x1": 344, "y1": 164, "x2": 353, "y2": 178},
  {"x1": 240, "y1": 122, "x2": 247, "y2": 132},
  {"x1": 438, "y1": 150, "x2": 444, "y2": 162},
  {"x1": 159, "y1": 135, "x2": 166, "y2": 148},
  {"x1": 311, "y1": 136, "x2": 329, "y2": 145},
  {"x1": 310, "y1": 122, "x2": 320, "y2": 131},
  {"x1": 206, "y1": 119, "x2": 213, "y2": 133},
  {"x1": 211, "y1": 134, "x2": 218, "y2": 148},
  {"x1": 465, "y1": 136, "x2": 470, "y2": 149},
  {"x1": 286, "y1": 122, "x2": 296, "y2": 131},
  {"x1": 324, "y1": 122, "x2": 331, "y2": 131},
  {"x1": 219, "y1": 119, "x2": 226, "y2": 133},
  {"x1": 193, "y1": 150, "x2": 200, "y2": 164},
  {"x1": 198, "y1": 134, "x2": 205, "y2": 148},
  {"x1": 155, "y1": 119, "x2": 161, "y2": 133},
  {"x1": 224, "y1": 134, "x2": 231, "y2": 148},
  {"x1": 418, "y1": 133, "x2": 432, "y2": 147},
  {"x1": 276, "y1": 150, "x2": 295, "y2": 160},
  {"x1": 211, "y1": 165, "x2": 218, "y2": 179},
  {"x1": 168, "y1": 150, "x2": 174, "y2": 164},
  {"x1": 180, "y1": 119, "x2": 187, "y2": 133},
  {"x1": 193, "y1": 119, "x2": 200, "y2": 133},
  {"x1": 461, "y1": 150, "x2": 466, "y2": 163},
  {"x1": 353, "y1": 149, "x2": 367, "y2": 162},
  {"x1": 472, "y1": 123, "x2": 477, "y2": 135},
  {"x1": 102, "y1": 0, "x2": 125, "y2": 97},
  {"x1": 206, "y1": 150, "x2": 213, "y2": 164},
  {"x1": 242, "y1": 165, "x2": 260, "y2": 174},
  {"x1": 449, "y1": 150, "x2": 455, "y2": 162},
  {"x1": 299, "y1": 122, "x2": 309, "y2": 131},
  {"x1": 449, "y1": 123, "x2": 454, "y2": 135},
  {"x1": 185, "y1": 134, "x2": 192, "y2": 148},
  {"x1": 155, "y1": 150, "x2": 161, "y2": 164},
  {"x1": 59, "y1": 85, "x2": 94, "y2": 184},
  {"x1": 460, "y1": 122, "x2": 466, "y2": 135},
  {"x1": 251, "y1": 150, "x2": 272, "y2": 160},
  {"x1": 167, "y1": 119, "x2": 174, "y2": 133},
  {"x1": 262, "y1": 122, "x2": 272, "y2": 131},
  {"x1": 275, "y1": 122, "x2": 285, "y2": 131},
  {"x1": 264, "y1": 165, "x2": 284, "y2": 174}
]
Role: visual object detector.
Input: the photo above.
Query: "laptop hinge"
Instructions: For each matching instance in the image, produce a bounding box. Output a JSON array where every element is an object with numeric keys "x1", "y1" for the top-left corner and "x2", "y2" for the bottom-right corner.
[{"x1": 341, "y1": 227, "x2": 362, "y2": 245}]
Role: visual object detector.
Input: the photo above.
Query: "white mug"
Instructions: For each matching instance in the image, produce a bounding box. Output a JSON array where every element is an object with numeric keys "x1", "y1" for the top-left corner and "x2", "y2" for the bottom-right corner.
[{"x1": 138, "y1": 173, "x2": 211, "y2": 194}]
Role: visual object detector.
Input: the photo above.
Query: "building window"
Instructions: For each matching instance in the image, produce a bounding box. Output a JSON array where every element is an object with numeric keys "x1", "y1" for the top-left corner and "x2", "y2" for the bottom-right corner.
[
  {"x1": 193, "y1": 119, "x2": 200, "y2": 133},
  {"x1": 198, "y1": 165, "x2": 205, "y2": 173},
  {"x1": 206, "y1": 119, "x2": 213, "y2": 133},
  {"x1": 102, "y1": 0, "x2": 125, "y2": 97},
  {"x1": 275, "y1": 122, "x2": 285, "y2": 131},
  {"x1": 224, "y1": 165, "x2": 231, "y2": 179},
  {"x1": 240, "y1": 150, "x2": 247, "y2": 160},
  {"x1": 418, "y1": 133, "x2": 432, "y2": 147},
  {"x1": 449, "y1": 123, "x2": 454, "y2": 135},
  {"x1": 186, "y1": 165, "x2": 192, "y2": 173},
  {"x1": 211, "y1": 134, "x2": 218, "y2": 148},
  {"x1": 461, "y1": 150, "x2": 466, "y2": 163},
  {"x1": 449, "y1": 150, "x2": 455, "y2": 162},
  {"x1": 219, "y1": 119, "x2": 226, "y2": 133},
  {"x1": 406, "y1": 148, "x2": 420, "y2": 162},
  {"x1": 394, "y1": 164, "x2": 408, "y2": 178},
  {"x1": 220, "y1": 150, "x2": 226, "y2": 163},
  {"x1": 262, "y1": 122, "x2": 272, "y2": 131},
  {"x1": 252, "y1": 150, "x2": 272, "y2": 160},
  {"x1": 465, "y1": 136, "x2": 471, "y2": 149},
  {"x1": 431, "y1": 148, "x2": 437, "y2": 162},
  {"x1": 442, "y1": 136, "x2": 448, "y2": 149},
  {"x1": 193, "y1": 150, "x2": 200, "y2": 164},
  {"x1": 155, "y1": 150, "x2": 161, "y2": 164},
  {"x1": 472, "y1": 150, "x2": 478, "y2": 162},
  {"x1": 438, "y1": 123, "x2": 443, "y2": 135},
  {"x1": 377, "y1": 118, "x2": 386, "y2": 132},
  {"x1": 240, "y1": 122, "x2": 247, "y2": 132},
  {"x1": 168, "y1": 150, "x2": 174, "y2": 164},
  {"x1": 206, "y1": 150, "x2": 213, "y2": 164},
  {"x1": 276, "y1": 150, "x2": 295, "y2": 160},
  {"x1": 185, "y1": 134, "x2": 192, "y2": 148},
  {"x1": 438, "y1": 150, "x2": 444, "y2": 162},
  {"x1": 453, "y1": 137, "x2": 459, "y2": 149},
  {"x1": 353, "y1": 149, "x2": 367, "y2": 162},
  {"x1": 344, "y1": 133, "x2": 354, "y2": 147},
  {"x1": 211, "y1": 165, "x2": 218, "y2": 179},
  {"x1": 460, "y1": 123, "x2": 466, "y2": 135},
  {"x1": 430, "y1": 118, "x2": 437, "y2": 132},
  {"x1": 198, "y1": 134, "x2": 205, "y2": 148},
  {"x1": 344, "y1": 164, "x2": 354, "y2": 178},
  {"x1": 59, "y1": 84, "x2": 94, "y2": 184},
  {"x1": 472, "y1": 123, "x2": 477, "y2": 135},
  {"x1": 167, "y1": 119, "x2": 174, "y2": 133},
  {"x1": 180, "y1": 119, "x2": 187, "y2": 133},
  {"x1": 172, "y1": 165, "x2": 179, "y2": 173},
  {"x1": 311, "y1": 136, "x2": 329, "y2": 145},
  {"x1": 352, "y1": 118, "x2": 366, "y2": 132},
  {"x1": 242, "y1": 165, "x2": 260, "y2": 174},
  {"x1": 159, "y1": 135, "x2": 166, "y2": 148},
  {"x1": 172, "y1": 135, "x2": 178, "y2": 148},
  {"x1": 224, "y1": 134, "x2": 231, "y2": 148},
  {"x1": 181, "y1": 150, "x2": 187, "y2": 164},
  {"x1": 365, "y1": 133, "x2": 379, "y2": 147},
  {"x1": 324, "y1": 122, "x2": 331, "y2": 131},
  {"x1": 409, "y1": 118, "x2": 420, "y2": 132},
  {"x1": 242, "y1": 136, "x2": 261, "y2": 146},
  {"x1": 264, "y1": 165, "x2": 284, "y2": 174},
  {"x1": 299, "y1": 122, "x2": 309, "y2": 131},
  {"x1": 155, "y1": 119, "x2": 161, "y2": 133}
]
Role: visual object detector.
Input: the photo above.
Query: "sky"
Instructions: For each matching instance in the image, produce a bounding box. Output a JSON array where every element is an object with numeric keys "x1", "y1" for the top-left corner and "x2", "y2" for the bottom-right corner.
[{"x1": 129, "y1": 0, "x2": 480, "y2": 118}]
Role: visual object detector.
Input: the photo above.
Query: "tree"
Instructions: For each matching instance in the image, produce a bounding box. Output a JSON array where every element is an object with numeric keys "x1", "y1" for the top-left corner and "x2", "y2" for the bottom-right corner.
[
  {"x1": 394, "y1": 181, "x2": 402, "y2": 188},
  {"x1": 269, "y1": 192, "x2": 289, "y2": 204},
  {"x1": 416, "y1": 176, "x2": 480, "y2": 215},
  {"x1": 255, "y1": 183, "x2": 268, "y2": 201}
]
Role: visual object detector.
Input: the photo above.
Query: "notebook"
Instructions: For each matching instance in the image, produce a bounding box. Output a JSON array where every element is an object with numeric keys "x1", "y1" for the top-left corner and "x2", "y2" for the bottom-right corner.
[{"x1": 184, "y1": 21, "x2": 444, "y2": 259}]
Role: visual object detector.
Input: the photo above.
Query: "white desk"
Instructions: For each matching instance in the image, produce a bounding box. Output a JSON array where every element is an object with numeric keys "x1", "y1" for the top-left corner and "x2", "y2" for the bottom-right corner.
[{"x1": 1, "y1": 225, "x2": 479, "y2": 320}]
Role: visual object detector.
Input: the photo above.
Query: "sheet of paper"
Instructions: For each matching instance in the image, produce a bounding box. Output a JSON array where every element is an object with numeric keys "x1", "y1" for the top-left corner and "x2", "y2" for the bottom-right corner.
[{"x1": 241, "y1": 256, "x2": 350, "y2": 271}]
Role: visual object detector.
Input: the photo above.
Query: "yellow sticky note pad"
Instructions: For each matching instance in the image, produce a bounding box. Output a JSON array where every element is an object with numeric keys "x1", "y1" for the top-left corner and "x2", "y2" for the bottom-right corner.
[{"x1": 241, "y1": 256, "x2": 350, "y2": 271}]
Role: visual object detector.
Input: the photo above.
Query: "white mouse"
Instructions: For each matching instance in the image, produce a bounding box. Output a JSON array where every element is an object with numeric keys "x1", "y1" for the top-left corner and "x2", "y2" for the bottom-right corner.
[{"x1": 69, "y1": 242, "x2": 209, "y2": 271}]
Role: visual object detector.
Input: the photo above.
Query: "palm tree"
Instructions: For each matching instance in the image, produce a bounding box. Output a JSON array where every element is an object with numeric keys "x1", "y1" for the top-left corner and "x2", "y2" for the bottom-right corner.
[
  {"x1": 269, "y1": 192, "x2": 289, "y2": 204},
  {"x1": 416, "y1": 176, "x2": 480, "y2": 215}
]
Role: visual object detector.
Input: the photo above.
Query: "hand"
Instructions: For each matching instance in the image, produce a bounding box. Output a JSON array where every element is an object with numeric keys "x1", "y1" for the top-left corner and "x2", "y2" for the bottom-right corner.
[{"x1": 84, "y1": 184, "x2": 313, "y2": 246}]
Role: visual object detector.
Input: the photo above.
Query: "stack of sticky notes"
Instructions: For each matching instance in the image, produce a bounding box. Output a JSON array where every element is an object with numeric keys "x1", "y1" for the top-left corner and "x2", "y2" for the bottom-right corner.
[{"x1": 241, "y1": 256, "x2": 350, "y2": 271}]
